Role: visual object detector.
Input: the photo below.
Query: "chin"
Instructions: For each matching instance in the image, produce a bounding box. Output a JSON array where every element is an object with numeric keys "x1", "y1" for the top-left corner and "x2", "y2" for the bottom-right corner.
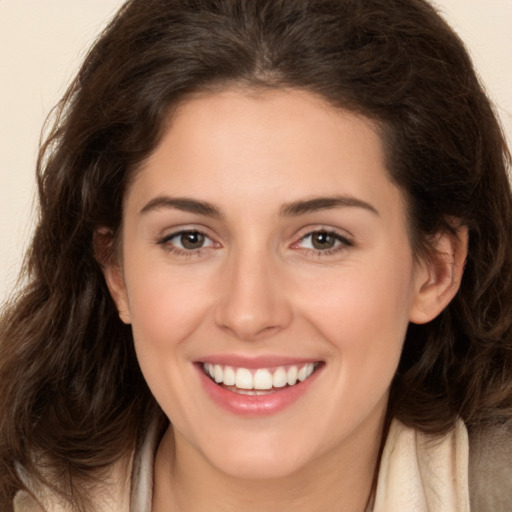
[
  {"x1": 196, "y1": 432, "x2": 316, "y2": 480},
  {"x1": 215, "y1": 453, "x2": 309, "y2": 481}
]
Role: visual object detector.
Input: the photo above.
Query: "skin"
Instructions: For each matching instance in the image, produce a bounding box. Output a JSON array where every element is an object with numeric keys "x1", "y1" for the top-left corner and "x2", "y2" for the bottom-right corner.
[{"x1": 104, "y1": 88, "x2": 466, "y2": 511}]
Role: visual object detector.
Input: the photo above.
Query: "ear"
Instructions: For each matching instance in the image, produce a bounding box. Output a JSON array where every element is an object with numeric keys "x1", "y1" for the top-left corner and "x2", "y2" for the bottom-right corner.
[
  {"x1": 94, "y1": 227, "x2": 132, "y2": 325},
  {"x1": 409, "y1": 224, "x2": 468, "y2": 324}
]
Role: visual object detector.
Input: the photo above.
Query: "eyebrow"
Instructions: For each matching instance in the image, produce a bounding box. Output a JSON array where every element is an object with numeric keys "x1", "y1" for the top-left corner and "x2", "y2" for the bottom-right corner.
[
  {"x1": 139, "y1": 194, "x2": 379, "y2": 218},
  {"x1": 140, "y1": 196, "x2": 222, "y2": 218},
  {"x1": 280, "y1": 196, "x2": 379, "y2": 217}
]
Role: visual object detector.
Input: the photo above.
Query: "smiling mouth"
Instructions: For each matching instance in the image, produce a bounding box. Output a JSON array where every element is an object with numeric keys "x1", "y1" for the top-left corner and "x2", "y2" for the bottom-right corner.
[{"x1": 202, "y1": 362, "x2": 321, "y2": 395}]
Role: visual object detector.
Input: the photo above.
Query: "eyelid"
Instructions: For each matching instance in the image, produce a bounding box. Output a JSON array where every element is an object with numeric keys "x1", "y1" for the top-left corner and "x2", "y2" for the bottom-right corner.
[
  {"x1": 156, "y1": 223, "x2": 215, "y2": 243},
  {"x1": 156, "y1": 226, "x2": 221, "y2": 255},
  {"x1": 158, "y1": 229, "x2": 211, "y2": 244},
  {"x1": 290, "y1": 227, "x2": 354, "y2": 254}
]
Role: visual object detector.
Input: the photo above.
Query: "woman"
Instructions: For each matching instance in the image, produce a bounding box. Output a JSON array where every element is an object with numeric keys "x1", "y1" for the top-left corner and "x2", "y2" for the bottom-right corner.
[{"x1": 1, "y1": 0, "x2": 511, "y2": 510}]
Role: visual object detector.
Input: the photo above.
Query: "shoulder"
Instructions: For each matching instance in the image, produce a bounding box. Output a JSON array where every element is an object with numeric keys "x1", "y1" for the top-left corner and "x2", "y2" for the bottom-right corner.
[{"x1": 468, "y1": 422, "x2": 512, "y2": 512}]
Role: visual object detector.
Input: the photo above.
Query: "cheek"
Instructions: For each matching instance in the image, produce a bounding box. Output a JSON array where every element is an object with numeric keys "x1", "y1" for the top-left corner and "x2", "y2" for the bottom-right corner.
[
  {"x1": 123, "y1": 255, "x2": 216, "y2": 357},
  {"x1": 123, "y1": 261, "x2": 217, "y2": 423},
  {"x1": 296, "y1": 254, "x2": 416, "y2": 374}
]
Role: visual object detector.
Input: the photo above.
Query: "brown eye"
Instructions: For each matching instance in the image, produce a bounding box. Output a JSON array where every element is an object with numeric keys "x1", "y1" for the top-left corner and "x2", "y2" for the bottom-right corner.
[
  {"x1": 159, "y1": 230, "x2": 215, "y2": 253},
  {"x1": 311, "y1": 232, "x2": 337, "y2": 250},
  {"x1": 295, "y1": 230, "x2": 352, "y2": 254},
  {"x1": 180, "y1": 231, "x2": 206, "y2": 250}
]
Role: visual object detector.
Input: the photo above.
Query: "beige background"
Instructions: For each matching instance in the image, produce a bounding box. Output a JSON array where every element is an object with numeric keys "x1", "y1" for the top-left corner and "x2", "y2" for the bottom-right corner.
[{"x1": 1, "y1": 0, "x2": 511, "y2": 304}]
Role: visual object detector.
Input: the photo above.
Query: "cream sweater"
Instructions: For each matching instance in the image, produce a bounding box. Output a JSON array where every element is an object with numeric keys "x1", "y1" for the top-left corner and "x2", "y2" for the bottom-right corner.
[{"x1": 13, "y1": 419, "x2": 512, "y2": 511}]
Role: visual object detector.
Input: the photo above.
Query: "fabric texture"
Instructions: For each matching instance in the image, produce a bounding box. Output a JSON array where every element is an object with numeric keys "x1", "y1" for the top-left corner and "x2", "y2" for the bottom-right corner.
[
  {"x1": 12, "y1": 418, "x2": 510, "y2": 512},
  {"x1": 371, "y1": 419, "x2": 469, "y2": 511},
  {"x1": 468, "y1": 422, "x2": 512, "y2": 511}
]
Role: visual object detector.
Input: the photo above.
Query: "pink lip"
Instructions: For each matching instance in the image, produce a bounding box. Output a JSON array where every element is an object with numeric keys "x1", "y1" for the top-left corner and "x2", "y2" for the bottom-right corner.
[{"x1": 195, "y1": 359, "x2": 324, "y2": 417}]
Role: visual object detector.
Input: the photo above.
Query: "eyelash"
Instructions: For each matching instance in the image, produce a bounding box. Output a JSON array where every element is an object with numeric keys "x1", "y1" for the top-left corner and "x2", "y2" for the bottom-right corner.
[
  {"x1": 293, "y1": 230, "x2": 353, "y2": 256},
  {"x1": 157, "y1": 229, "x2": 217, "y2": 257},
  {"x1": 157, "y1": 229, "x2": 353, "y2": 257}
]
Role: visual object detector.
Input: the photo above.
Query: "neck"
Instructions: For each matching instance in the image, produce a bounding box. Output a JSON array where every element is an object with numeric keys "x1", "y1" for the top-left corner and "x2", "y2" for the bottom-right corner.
[{"x1": 152, "y1": 419, "x2": 384, "y2": 512}]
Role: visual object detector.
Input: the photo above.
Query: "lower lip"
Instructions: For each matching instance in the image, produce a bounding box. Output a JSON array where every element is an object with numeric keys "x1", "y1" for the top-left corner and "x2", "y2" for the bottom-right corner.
[{"x1": 196, "y1": 364, "x2": 323, "y2": 416}]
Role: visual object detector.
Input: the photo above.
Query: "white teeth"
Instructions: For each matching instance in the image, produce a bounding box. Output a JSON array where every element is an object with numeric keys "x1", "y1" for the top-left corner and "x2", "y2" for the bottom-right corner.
[
  {"x1": 223, "y1": 366, "x2": 236, "y2": 386},
  {"x1": 287, "y1": 365, "x2": 298, "y2": 385},
  {"x1": 297, "y1": 365, "x2": 308, "y2": 381},
  {"x1": 214, "y1": 364, "x2": 223, "y2": 383},
  {"x1": 298, "y1": 363, "x2": 314, "y2": 381},
  {"x1": 253, "y1": 369, "x2": 273, "y2": 390},
  {"x1": 273, "y1": 367, "x2": 287, "y2": 388},
  {"x1": 235, "y1": 368, "x2": 253, "y2": 389},
  {"x1": 298, "y1": 363, "x2": 315, "y2": 381},
  {"x1": 202, "y1": 362, "x2": 318, "y2": 391}
]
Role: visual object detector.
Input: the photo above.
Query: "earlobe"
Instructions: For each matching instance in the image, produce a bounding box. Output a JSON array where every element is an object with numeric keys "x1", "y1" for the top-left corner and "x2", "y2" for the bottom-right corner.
[
  {"x1": 103, "y1": 263, "x2": 132, "y2": 324},
  {"x1": 94, "y1": 227, "x2": 131, "y2": 325},
  {"x1": 409, "y1": 225, "x2": 468, "y2": 325}
]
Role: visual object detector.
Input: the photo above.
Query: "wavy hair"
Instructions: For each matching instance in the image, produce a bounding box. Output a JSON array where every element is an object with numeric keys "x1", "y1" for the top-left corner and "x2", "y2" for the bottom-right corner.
[{"x1": 1, "y1": 0, "x2": 511, "y2": 509}]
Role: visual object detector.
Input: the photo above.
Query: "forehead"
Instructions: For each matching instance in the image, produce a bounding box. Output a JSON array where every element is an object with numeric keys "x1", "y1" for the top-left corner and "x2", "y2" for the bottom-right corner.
[{"x1": 126, "y1": 88, "x2": 404, "y2": 223}]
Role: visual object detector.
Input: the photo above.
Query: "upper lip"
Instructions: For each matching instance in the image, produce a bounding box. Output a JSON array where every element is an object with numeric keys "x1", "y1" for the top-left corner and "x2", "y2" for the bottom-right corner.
[{"x1": 197, "y1": 354, "x2": 322, "y2": 369}]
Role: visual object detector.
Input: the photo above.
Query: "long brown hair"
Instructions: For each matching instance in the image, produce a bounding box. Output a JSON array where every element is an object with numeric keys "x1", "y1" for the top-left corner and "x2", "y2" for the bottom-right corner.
[{"x1": 1, "y1": 0, "x2": 511, "y2": 509}]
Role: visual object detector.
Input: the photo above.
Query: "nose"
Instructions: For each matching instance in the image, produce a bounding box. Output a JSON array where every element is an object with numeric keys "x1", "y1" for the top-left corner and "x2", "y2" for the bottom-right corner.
[{"x1": 214, "y1": 249, "x2": 293, "y2": 341}]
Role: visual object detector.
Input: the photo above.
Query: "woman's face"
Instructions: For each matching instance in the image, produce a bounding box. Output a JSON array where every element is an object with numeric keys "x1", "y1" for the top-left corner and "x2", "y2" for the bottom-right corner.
[{"x1": 108, "y1": 88, "x2": 434, "y2": 478}]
